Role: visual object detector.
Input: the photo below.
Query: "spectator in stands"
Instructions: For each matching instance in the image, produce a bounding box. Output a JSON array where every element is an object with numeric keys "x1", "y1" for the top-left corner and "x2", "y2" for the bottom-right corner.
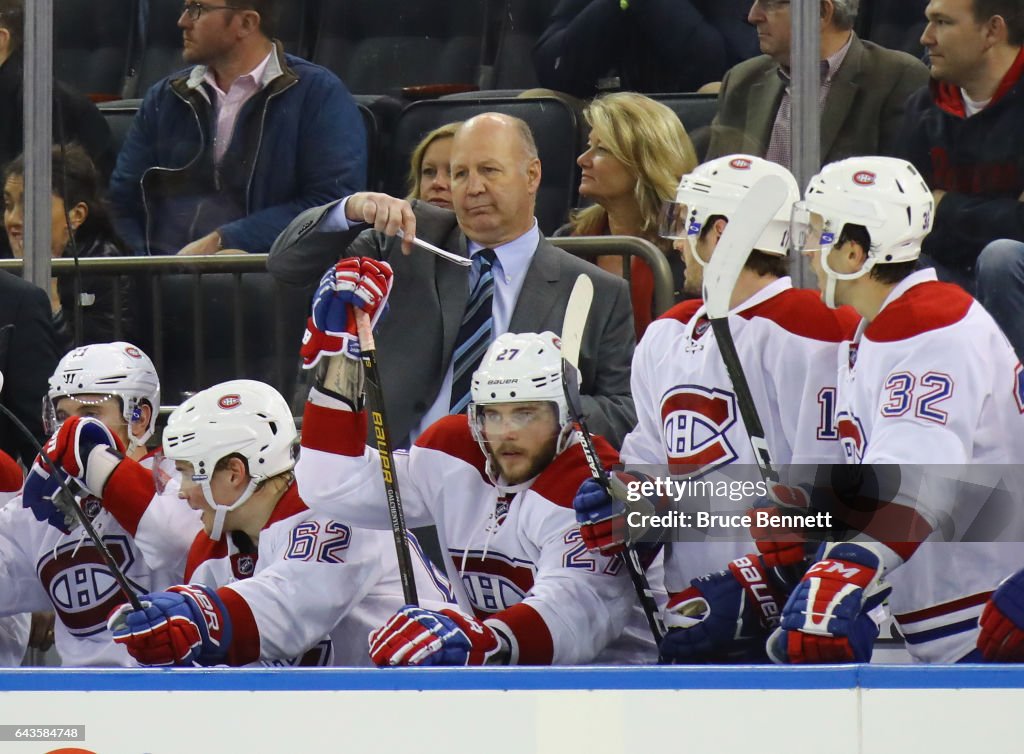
[
  {"x1": 3, "y1": 145, "x2": 135, "y2": 352},
  {"x1": 555, "y1": 92, "x2": 697, "y2": 338},
  {"x1": 406, "y1": 122, "x2": 461, "y2": 210},
  {"x1": 108, "y1": 0, "x2": 366, "y2": 256},
  {"x1": 0, "y1": 0, "x2": 114, "y2": 258},
  {"x1": 268, "y1": 113, "x2": 637, "y2": 449},
  {"x1": 0, "y1": 271, "x2": 60, "y2": 466},
  {"x1": 533, "y1": 0, "x2": 758, "y2": 99},
  {"x1": 895, "y1": 0, "x2": 1024, "y2": 359},
  {"x1": 706, "y1": 0, "x2": 929, "y2": 169}
]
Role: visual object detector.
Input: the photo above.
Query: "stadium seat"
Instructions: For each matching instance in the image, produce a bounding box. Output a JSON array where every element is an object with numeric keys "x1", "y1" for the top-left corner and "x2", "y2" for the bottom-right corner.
[
  {"x1": 354, "y1": 94, "x2": 403, "y2": 193},
  {"x1": 98, "y1": 99, "x2": 142, "y2": 156},
  {"x1": 648, "y1": 93, "x2": 719, "y2": 161},
  {"x1": 492, "y1": 0, "x2": 558, "y2": 89},
  {"x1": 858, "y1": 0, "x2": 928, "y2": 58},
  {"x1": 311, "y1": 0, "x2": 485, "y2": 96},
  {"x1": 384, "y1": 96, "x2": 580, "y2": 234},
  {"x1": 54, "y1": 0, "x2": 138, "y2": 98}
]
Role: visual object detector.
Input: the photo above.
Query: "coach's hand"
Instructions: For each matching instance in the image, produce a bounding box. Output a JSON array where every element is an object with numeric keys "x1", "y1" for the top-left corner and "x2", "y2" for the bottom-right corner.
[{"x1": 345, "y1": 192, "x2": 417, "y2": 254}]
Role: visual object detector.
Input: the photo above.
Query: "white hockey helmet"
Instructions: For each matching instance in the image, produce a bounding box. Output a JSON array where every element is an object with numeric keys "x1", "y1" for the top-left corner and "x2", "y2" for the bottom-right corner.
[
  {"x1": 46, "y1": 342, "x2": 161, "y2": 451},
  {"x1": 659, "y1": 154, "x2": 800, "y2": 261},
  {"x1": 163, "y1": 379, "x2": 297, "y2": 540},
  {"x1": 792, "y1": 156, "x2": 934, "y2": 307},
  {"x1": 469, "y1": 331, "x2": 573, "y2": 459}
]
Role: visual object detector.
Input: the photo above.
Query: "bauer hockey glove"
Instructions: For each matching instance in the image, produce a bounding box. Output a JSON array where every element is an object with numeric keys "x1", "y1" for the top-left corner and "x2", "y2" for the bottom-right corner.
[
  {"x1": 661, "y1": 553, "x2": 787, "y2": 664},
  {"x1": 22, "y1": 460, "x2": 76, "y2": 534},
  {"x1": 108, "y1": 584, "x2": 232, "y2": 667},
  {"x1": 767, "y1": 541, "x2": 891, "y2": 664},
  {"x1": 368, "y1": 606, "x2": 501, "y2": 666},
  {"x1": 301, "y1": 257, "x2": 394, "y2": 368},
  {"x1": 573, "y1": 471, "x2": 658, "y2": 557},
  {"x1": 978, "y1": 568, "x2": 1024, "y2": 662}
]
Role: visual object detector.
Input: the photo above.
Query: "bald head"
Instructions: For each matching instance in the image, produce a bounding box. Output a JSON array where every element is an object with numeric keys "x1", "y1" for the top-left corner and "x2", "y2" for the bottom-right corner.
[{"x1": 450, "y1": 113, "x2": 542, "y2": 247}]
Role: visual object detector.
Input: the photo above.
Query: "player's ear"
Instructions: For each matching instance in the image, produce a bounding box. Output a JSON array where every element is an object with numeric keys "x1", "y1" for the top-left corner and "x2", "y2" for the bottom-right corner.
[{"x1": 131, "y1": 401, "x2": 152, "y2": 438}]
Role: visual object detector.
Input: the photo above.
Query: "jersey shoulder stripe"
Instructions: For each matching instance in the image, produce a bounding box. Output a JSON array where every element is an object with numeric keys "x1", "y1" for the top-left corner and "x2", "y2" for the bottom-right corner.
[
  {"x1": 531, "y1": 435, "x2": 619, "y2": 509},
  {"x1": 415, "y1": 414, "x2": 490, "y2": 483},
  {"x1": 739, "y1": 287, "x2": 859, "y2": 342},
  {"x1": 864, "y1": 281, "x2": 973, "y2": 342},
  {"x1": 656, "y1": 298, "x2": 703, "y2": 326}
]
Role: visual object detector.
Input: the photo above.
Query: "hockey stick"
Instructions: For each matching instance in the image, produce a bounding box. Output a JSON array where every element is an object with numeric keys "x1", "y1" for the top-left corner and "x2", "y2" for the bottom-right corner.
[
  {"x1": 354, "y1": 308, "x2": 419, "y2": 606},
  {"x1": 702, "y1": 174, "x2": 790, "y2": 486},
  {"x1": 561, "y1": 274, "x2": 666, "y2": 646},
  {"x1": 0, "y1": 399, "x2": 143, "y2": 611}
]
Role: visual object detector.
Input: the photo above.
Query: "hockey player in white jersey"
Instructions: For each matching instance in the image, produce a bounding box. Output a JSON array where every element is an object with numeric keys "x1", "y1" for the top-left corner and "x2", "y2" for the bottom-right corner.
[
  {"x1": 3, "y1": 342, "x2": 177, "y2": 666},
  {"x1": 572, "y1": 155, "x2": 858, "y2": 663},
  {"x1": 773, "y1": 155, "x2": 1024, "y2": 664},
  {"x1": 295, "y1": 259, "x2": 658, "y2": 664},
  {"x1": 45, "y1": 378, "x2": 453, "y2": 667}
]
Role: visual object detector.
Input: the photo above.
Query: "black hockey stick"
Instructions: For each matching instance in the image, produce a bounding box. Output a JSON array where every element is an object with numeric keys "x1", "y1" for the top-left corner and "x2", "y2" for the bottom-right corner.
[
  {"x1": 561, "y1": 274, "x2": 666, "y2": 647},
  {"x1": 702, "y1": 175, "x2": 790, "y2": 486},
  {"x1": 0, "y1": 387, "x2": 143, "y2": 611},
  {"x1": 354, "y1": 309, "x2": 418, "y2": 606}
]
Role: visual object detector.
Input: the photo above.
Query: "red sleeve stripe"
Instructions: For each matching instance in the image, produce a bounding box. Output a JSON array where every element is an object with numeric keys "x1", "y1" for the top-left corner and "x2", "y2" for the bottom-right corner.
[
  {"x1": 301, "y1": 402, "x2": 367, "y2": 456},
  {"x1": 219, "y1": 586, "x2": 261, "y2": 666},
  {"x1": 487, "y1": 602, "x2": 554, "y2": 665},
  {"x1": 894, "y1": 590, "x2": 993, "y2": 625},
  {"x1": 100, "y1": 459, "x2": 158, "y2": 536}
]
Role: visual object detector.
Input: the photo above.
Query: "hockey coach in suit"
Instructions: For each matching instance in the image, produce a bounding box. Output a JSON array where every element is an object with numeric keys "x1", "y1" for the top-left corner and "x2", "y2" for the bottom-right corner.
[{"x1": 268, "y1": 112, "x2": 636, "y2": 448}]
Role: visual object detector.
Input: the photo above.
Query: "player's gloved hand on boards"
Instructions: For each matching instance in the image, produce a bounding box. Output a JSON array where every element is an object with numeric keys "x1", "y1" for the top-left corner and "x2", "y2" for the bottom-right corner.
[
  {"x1": 301, "y1": 257, "x2": 395, "y2": 368},
  {"x1": 767, "y1": 542, "x2": 891, "y2": 664},
  {"x1": 573, "y1": 471, "x2": 656, "y2": 557},
  {"x1": 661, "y1": 553, "x2": 786, "y2": 663},
  {"x1": 368, "y1": 606, "x2": 501, "y2": 666},
  {"x1": 978, "y1": 568, "x2": 1024, "y2": 662},
  {"x1": 108, "y1": 584, "x2": 232, "y2": 667}
]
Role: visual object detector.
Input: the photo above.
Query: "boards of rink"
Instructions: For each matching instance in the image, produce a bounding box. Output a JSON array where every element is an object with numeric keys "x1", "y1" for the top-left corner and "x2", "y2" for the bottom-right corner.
[{"x1": 0, "y1": 666, "x2": 1021, "y2": 754}]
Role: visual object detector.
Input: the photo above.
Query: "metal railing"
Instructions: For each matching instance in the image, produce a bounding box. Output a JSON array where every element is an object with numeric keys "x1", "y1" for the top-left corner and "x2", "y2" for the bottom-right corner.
[{"x1": 549, "y1": 235, "x2": 677, "y2": 317}]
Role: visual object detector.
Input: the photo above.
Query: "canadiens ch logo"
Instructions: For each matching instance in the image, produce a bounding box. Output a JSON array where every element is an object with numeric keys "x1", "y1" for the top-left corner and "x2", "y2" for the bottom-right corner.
[
  {"x1": 218, "y1": 394, "x2": 242, "y2": 409},
  {"x1": 730, "y1": 157, "x2": 752, "y2": 170},
  {"x1": 454, "y1": 549, "x2": 534, "y2": 615},
  {"x1": 660, "y1": 385, "x2": 738, "y2": 473},
  {"x1": 853, "y1": 171, "x2": 876, "y2": 186},
  {"x1": 836, "y1": 411, "x2": 867, "y2": 463}
]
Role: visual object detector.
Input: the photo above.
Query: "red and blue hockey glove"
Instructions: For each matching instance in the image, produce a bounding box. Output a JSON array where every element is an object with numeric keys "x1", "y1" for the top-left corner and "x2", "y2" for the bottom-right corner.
[
  {"x1": 368, "y1": 606, "x2": 501, "y2": 666},
  {"x1": 22, "y1": 460, "x2": 75, "y2": 534},
  {"x1": 40, "y1": 415, "x2": 125, "y2": 495},
  {"x1": 573, "y1": 471, "x2": 658, "y2": 557},
  {"x1": 301, "y1": 257, "x2": 394, "y2": 368},
  {"x1": 108, "y1": 584, "x2": 232, "y2": 667},
  {"x1": 661, "y1": 553, "x2": 787, "y2": 664},
  {"x1": 978, "y1": 568, "x2": 1024, "y2": 662},
  {"x1": 767, "y1": 542, "x2": 891, "y2": 664}
]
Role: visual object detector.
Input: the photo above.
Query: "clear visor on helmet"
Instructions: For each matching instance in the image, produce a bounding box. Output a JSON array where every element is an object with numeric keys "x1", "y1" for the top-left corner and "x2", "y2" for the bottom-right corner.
[
  {"x1": 790, "y1": 203, "x2": 837, "y2": 256},
  {"x1": 470, "y1": 401, "x2": 558, "y2": 441},
  {"x1": 658, "y1": 201, "x2": 697, "y2": 240},
  {"x1": 42, "y1": 392, "x2": 118, "y2": 435}
]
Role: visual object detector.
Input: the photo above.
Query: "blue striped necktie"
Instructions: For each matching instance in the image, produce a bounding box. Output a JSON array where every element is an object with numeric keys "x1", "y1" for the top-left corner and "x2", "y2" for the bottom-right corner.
[{"x1": 450, "y1": 248, "x2": 497, "y2": 414}]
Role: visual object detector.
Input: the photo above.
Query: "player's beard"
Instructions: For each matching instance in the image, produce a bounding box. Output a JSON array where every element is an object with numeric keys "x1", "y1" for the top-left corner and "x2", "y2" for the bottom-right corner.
[{"x1": 487, "y1": 435, "x2": 559, "y2": 485}]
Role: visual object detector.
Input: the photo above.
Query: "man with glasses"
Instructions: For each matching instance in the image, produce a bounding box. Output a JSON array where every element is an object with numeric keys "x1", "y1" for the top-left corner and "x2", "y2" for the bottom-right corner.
[
  {"x1": 108, "y1": 0, "x2": 366, "y2": 256},
  {"x1": 706, "y1": 0, "x2": 928, "y2": 169}
]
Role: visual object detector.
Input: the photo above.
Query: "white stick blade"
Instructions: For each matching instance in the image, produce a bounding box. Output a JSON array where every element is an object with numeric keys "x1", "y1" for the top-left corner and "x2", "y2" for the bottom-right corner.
[
  {"x1": 703, "y1": 174, "x2": 790, "y2": 320},
  {"x1": 561, "y1": 274, "x2": 594, "y2": 371}
]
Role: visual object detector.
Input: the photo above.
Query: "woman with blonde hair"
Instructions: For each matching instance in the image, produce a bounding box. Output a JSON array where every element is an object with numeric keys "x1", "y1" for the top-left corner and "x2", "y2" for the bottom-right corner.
[
  {"x1": 406, "y1": 121, "x2": 462, "y2": 210},
  {"x1": 558, "y1": 92, "x2": 697, "y2": 337}
]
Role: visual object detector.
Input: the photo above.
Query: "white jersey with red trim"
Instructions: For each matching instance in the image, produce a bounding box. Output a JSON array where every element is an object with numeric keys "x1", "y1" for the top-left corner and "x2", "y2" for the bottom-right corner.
[
  {"x1": 296, "y1": 393, "x2": 661, "y2": 665},
  {"x1": 835, "y1": 269, "x2": 1024, "y2": 663},
  {"x1": 622, "y1": 278, "x2": 857, "y2": 591},
  {"x1": 0, "y1": 453, "x2": 180, "y2": 667},
  {"x1": 99, "y1": 457, "x2": 454, "y2": 667}
]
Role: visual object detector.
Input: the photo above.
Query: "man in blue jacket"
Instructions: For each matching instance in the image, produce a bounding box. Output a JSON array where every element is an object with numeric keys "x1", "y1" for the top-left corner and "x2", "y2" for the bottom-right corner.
[{"x1": 108, "y1": 0, "x2": 366, "y2": 256}]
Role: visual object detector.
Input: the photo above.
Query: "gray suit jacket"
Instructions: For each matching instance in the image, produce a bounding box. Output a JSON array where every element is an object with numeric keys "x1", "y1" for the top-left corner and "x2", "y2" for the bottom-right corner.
[
  {"x1": 268, "y1": 200, "x2": 637, "y2": 447},
  {"x1": 706, "y1": 34, "x2": 929, "y2": 164}
]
